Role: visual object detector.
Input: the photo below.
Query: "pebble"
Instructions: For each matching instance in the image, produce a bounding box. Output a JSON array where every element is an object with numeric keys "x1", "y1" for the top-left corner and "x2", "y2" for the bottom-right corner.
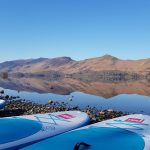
[
  {"x1": 0, "y1": 93, "x2": 127, "y2": 124},
  {"x1": 107, "y1": 109, "x2": 113, "y2": 112}
]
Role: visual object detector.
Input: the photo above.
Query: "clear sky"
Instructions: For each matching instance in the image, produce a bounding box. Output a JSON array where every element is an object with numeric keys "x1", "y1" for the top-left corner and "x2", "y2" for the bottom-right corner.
[{"x1": 0, "y1": 0, "x2": 150, "y2": 62}]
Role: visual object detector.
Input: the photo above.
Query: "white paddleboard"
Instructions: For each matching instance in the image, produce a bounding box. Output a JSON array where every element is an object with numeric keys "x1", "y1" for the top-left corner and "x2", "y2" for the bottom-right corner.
[
  {"x1": 22, "y1": 114, "x2": 150, "y2": 150},
  {"x1": 0, "y1": 111, "x2": 90, "y2": 150}
]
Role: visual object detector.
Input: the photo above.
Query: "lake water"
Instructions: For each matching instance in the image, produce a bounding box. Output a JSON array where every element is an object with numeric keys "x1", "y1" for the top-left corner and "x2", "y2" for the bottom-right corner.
[{"x1": 0, "y1": 78, "x2": 150, "y2": 114}]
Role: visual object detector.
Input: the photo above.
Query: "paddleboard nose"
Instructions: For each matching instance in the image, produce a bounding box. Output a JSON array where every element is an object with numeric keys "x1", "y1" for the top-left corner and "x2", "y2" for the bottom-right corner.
[
  {"x1": 0, "y1": 111, "x2": 90, "y2": 150},
  {"x1": 0, "y1": 99, "x2": 6, "y2": 109}
]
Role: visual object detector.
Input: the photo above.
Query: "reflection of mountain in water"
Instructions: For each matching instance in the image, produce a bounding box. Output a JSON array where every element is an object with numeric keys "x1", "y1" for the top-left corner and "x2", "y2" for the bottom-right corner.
[{"x1": 0, "y1": 78, "x2": 150, "y2": 99}]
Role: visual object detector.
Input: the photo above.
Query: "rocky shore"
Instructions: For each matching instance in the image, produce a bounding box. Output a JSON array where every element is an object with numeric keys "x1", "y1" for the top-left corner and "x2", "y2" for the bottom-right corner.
[{"x1": 0, "y1": 92, "x2": 127, "y2": 124}]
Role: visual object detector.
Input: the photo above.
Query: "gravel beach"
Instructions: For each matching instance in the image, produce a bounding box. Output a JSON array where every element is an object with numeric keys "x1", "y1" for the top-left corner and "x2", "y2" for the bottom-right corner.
[{"x1": 0, "y1": 91, "x2": 127, "y2": 124}]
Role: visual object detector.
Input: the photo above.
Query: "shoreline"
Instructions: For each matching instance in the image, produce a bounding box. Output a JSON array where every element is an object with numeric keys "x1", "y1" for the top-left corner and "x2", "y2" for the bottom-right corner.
[{"x1": 0, "y1": 93, "x2": 127, "y2": 124}]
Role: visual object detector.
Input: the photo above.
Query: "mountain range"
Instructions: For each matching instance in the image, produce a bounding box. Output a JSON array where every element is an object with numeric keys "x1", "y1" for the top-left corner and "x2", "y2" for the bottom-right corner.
[{"x1": 0, "y1": 55, "x2": 150, "y2": 80}]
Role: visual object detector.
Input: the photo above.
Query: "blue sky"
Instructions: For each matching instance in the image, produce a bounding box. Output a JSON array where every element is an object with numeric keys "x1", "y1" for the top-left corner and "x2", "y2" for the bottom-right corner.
[{"x1": 0, "y1": 0, "x2": 150, "y2": 62}]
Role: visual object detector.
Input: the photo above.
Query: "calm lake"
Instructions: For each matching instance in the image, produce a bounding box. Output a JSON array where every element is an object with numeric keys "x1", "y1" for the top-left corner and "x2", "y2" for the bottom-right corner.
[{"x1": 0, "y1": 77, "x2": 150, "y2": 115}]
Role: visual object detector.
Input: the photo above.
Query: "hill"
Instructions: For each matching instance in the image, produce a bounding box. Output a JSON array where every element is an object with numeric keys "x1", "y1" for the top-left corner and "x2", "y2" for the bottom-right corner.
[{"x1": 0, "y1": 55, "x2": 150, "y2": 80}]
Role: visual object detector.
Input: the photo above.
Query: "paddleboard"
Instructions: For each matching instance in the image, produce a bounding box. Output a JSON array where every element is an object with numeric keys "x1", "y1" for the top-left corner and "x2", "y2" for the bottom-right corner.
[
  {"x1": 0, "y1": 100, "x2": 5, "y2": 109},
  {"x1": 22, "y1": 114, "x2": 150, "y2": 150},
  {"x1": 0, "y1": 111, "x2": 90, "y2": 150}
]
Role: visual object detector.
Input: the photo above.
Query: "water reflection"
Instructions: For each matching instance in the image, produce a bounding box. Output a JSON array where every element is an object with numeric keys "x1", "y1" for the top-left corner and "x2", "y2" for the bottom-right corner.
[
  {"x1": 1, "y1": 77, "x2": 150, "y2": 114},
  {"x1": 0, "y1": 77, "x2": 150, "y2": 98}
]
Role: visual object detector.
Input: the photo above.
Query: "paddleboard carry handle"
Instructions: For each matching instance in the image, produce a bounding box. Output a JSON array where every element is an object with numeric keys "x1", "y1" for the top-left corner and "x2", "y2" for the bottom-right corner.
[{"x1": 73, "y1": 142, "x2": 91, "y2": 150}]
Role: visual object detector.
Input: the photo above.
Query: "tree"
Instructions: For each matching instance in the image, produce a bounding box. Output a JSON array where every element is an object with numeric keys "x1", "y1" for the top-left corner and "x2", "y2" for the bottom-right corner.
[{"x1": 2, "y1": 72, "x2": 8, "y2": 79}]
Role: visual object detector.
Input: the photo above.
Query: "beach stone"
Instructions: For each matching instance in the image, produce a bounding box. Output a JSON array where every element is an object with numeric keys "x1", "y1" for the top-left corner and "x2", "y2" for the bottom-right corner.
[
  {"x1": 0, "y1": 92, "x2": 127, "y2": 124},
  {"x1": 99, "y1": 111, "x2": 105, "y2": 115},
  {"x1": 107, "y1": 109, "x2": 113, "y2": 112},
  {"x1": 48, "y1": 100, "x2": 53, "y2": 104}
]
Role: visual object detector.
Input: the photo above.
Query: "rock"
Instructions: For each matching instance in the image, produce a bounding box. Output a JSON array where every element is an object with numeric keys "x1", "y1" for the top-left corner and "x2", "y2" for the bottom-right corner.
[
  {"x1": 107, "y1": 109, "x2": 113, "y2": 112},
  {"x1": 48, "y1": 100, "x2": 53, "y2": 104},
  {"x1": 0, "y1": 94, "x2": 127, "y2": 124},
  {"x1": 69, "y1": 98, "x2": 73, "y2": 101},
  {"x1": 0, "y1": 90, "x2": 4, "y2": 95},
  {"x1": 5, "y1": 95, "x2": 9, "y2": 100},
  {"x1": 99, "y1": 111, "x2": 105, "y2": 115}
]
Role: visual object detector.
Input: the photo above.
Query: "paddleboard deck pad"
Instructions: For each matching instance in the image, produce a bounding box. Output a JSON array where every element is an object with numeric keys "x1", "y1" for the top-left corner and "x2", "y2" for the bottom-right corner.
[
  {"x1": 0, "y1": 111, "x2": 90, "y2": 150},
  {"x1": 22, "y1": 114, "x2": 150, "y2": 150}
]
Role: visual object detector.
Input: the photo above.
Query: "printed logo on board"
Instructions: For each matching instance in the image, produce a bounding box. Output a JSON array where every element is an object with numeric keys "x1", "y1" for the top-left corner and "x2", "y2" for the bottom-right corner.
[
  {"x1": 125, "y1": 118, "x2": 144, "y2": 123},
  {"x1": 58, "y1": 114, "x2": 75, "y2": 119}
]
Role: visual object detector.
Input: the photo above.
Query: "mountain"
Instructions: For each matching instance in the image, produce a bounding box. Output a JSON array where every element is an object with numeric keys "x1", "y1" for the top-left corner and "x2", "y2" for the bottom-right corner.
[
  {"x1": 58, "y1": 55, "x2": 150, "y2": 75},
  {"x1": 0, "y1": 55, "x2": 150, "y2": 79},
  {"x1": 0, "y1": 57, "x2": 74, "y2": 73}
]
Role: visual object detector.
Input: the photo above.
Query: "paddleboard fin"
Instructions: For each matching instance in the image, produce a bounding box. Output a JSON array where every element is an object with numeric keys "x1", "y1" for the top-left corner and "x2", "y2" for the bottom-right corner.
[{"x1": 73, "y1": 142, "x2": 91, "y2": 150}]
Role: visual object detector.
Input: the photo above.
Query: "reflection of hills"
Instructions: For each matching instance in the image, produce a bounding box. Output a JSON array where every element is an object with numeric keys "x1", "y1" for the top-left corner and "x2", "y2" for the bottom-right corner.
[{"x1": 0, "y1": 78, "x2": 150, "y2": 98}]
